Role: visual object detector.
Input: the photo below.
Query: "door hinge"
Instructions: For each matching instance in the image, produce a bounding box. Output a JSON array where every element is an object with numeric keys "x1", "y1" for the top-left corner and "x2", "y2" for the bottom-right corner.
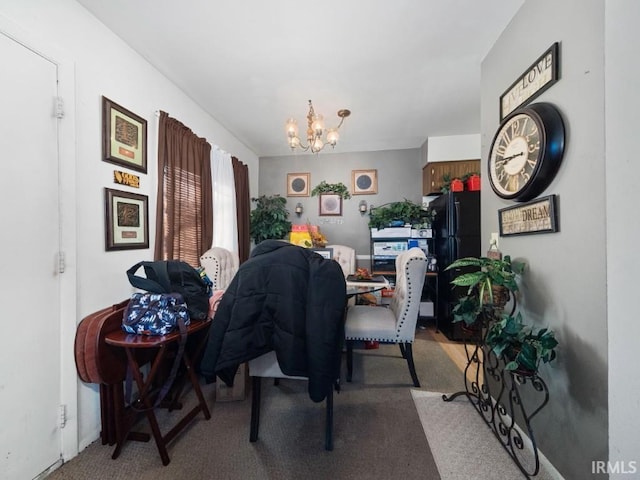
[
  {"x1": 54, "y1": 96, "x2": 64, "y2": 119},
  {"x1": 58, "y1": 404, "x2": 66, "y2": 428},
  {"x1": 58, "y1": 251, "x2": 65, "y2": 274}
]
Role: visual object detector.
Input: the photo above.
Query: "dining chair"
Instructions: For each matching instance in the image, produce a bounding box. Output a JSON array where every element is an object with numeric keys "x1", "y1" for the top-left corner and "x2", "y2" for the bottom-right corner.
[
  {"x1": 325, "y1": 244, "x2": 356, "y2": 277},
  {"x1": 248, "y1": 351, "x2": 337, "y2": 451},
  {"x1": 199, "y1": 246, "x2": 239, "y2": 290},
  {"x1": 200, "y1": 241, "x2": 346, "y2": 451},
  {"x1": 344, "y1": 247, "x2": 427, "y2": 387},
  {"x1": 326, "y1": 244, "x2": 357, "y2": 307}
]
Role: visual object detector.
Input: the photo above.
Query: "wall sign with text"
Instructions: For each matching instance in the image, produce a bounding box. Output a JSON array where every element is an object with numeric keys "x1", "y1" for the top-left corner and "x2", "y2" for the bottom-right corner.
[
  {"x1": 500, "y1": 42, "x2": 559, "y2": 120},
  {"x1": 498, "y1": 195, "x2": 559, "y2": 236}
]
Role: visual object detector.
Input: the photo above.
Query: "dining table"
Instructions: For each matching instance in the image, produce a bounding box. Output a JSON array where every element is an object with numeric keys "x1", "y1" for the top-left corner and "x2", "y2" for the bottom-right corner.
[{"x1": 345, "y1": 274, "x2": 391, "y2": 299}]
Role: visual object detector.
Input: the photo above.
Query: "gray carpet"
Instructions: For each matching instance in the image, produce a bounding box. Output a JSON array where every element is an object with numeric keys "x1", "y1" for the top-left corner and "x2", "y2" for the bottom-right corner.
[
  {"x1": 46, "y1": 329, "x2": 464, "y2": 480},
  {"x1": 412, "y1": 390, "x2": 557, "y2": 480}
]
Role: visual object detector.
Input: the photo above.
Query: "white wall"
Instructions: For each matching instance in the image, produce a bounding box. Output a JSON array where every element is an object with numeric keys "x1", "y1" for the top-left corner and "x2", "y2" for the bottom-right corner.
[
  {"x1": 0, "y1": 0, "x2": 259, "y2": 457},
  {"x1": 605, "y1": 1, "x2": 640, "y2": 476},
  {"x1": 426, "y1": 134, "x2": 481, "y2": 162}
]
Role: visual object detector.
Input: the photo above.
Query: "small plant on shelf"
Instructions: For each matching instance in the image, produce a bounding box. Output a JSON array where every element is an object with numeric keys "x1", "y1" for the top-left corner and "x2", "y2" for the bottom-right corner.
[
  {"x1": 445, "y1": 255, "x2": 525, "y2": 327},
  {"x1": 311, "y1": 181, "x2": 351, "y2": 199},
  {"x1": 485, "y1": 312, "x2": 558, "y2": 374},
  {"x1": 368, "y1": 199, "x2": 435, "y2": 230}
]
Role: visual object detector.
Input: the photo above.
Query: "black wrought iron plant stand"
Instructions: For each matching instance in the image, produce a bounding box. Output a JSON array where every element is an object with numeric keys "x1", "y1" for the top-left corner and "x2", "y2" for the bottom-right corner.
[{"x1": 442, "y1": 312, "x2": 549, "y2": 479}]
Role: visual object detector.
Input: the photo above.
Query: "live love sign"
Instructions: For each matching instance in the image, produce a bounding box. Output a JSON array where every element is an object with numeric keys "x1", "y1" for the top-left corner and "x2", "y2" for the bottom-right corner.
[{"x1": 499, "y1": 42, "x2": 559, "y2": 120}]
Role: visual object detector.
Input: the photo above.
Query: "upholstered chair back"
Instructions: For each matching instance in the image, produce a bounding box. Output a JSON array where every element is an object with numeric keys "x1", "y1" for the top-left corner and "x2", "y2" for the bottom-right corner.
[
  {"x1": 389, "y1": 247, "x2": 428, "y2": 342},
  {"x1": 326, "y1": 244, "x2": 356, "y2": 277},
  {"x1": 199, "y1": 247, "x2": 239, "y2": 291}
]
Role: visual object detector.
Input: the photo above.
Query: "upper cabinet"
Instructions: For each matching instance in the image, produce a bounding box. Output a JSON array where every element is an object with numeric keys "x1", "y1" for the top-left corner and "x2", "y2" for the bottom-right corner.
[{"x1": 422, "y1": 159, "x2": 480, "y2": 195}]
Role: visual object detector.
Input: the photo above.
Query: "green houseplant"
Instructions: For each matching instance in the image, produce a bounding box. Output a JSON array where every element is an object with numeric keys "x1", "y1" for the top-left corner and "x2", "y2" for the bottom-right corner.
[
  {"x1": 250, "y1": 195, "x2": 292, "y2": 244},
  {"x1": 311, "y1": 181, "x2": 351, "y2": 199},
  {"x1": 368, "y1": 199, "x2": 435, "y2": 230},
  {"x1": 445, "y1": 255, "x2": 525, "y2": 326},
  {"x1": 485, "y1": 312, "x2": 558, "y2": 373}
]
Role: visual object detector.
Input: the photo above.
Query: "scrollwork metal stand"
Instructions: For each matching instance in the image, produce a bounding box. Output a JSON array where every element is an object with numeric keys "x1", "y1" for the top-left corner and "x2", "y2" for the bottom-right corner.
[{"x1": 442, "y1": 321, "x2": 549, "y2": 479}]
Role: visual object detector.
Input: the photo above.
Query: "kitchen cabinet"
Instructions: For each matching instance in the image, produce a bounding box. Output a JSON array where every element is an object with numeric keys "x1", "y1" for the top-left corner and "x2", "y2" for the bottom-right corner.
[{"x1": 422, "y1": 159, "x2": 480, "y2": 195}]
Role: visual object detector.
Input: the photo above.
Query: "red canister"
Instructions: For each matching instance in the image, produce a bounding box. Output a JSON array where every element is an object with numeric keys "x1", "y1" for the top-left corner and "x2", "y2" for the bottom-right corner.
[
  {"x1": 466, "y1": 174, "x2": 481, "y2": 191},
  {"x1": 451, "y1": 178, "x2": 464, "y2": 192}
]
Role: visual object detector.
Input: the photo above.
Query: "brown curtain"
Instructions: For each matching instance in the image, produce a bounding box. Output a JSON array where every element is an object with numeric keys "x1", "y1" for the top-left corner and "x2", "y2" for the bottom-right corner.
[
  {"x1": 232, "y1": 156, "x2": 250, "y2": 264},
  {"x1": 155, "y1": 111, "x2": 213, "y2": 267}
]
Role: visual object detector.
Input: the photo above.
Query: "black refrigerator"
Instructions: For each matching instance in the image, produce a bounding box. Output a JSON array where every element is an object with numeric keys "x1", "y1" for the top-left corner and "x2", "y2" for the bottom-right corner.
[{"x1": 430, "y1": 191, "x2": 481, "y2": 340}]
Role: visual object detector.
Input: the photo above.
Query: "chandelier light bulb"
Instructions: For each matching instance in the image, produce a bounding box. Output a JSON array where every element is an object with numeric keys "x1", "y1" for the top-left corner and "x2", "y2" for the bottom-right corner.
[
  {"x1": 326, "y1": 128, "x2": 339, "y2": 146},
  {"x1": 289, "y1": 136, "x2": 300, "y2": 149},
  {"x1": 285, "y1": 118, "x2": 298, "y2": 138},
  {"x1": 311, "y1": 114, "x2": 324, "y2": 136},
  {"x1": 312, "y1": 137, "x2": 324, "y2": 153}
]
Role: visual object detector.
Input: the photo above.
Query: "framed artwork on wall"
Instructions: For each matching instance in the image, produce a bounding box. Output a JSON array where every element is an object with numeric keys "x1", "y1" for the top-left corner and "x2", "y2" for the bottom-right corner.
[
  {"x1": 311, "y1": 247, "x2": 333, "y2": 259},
  {"x1": 287, "y1": 172, "x2": 310, "y2": 196},
  {"x1": 104, "y1": 187, "x2": 149, "y2": 251},
  {"x1": 352, "y1": 169, "x2": 378, "y2": 195},
  {"x1": 102, "y1": 96, "x2": 148, "y2": 173},
  {"x1": 319, "y1": 193, "x2": 342, "y2": 216}
]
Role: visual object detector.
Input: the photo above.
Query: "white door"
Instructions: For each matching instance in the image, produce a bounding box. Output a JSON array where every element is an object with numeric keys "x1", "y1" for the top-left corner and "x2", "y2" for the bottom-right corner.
[{"x1": 0, "y1": 32, "x2": 63, "y2": 479}]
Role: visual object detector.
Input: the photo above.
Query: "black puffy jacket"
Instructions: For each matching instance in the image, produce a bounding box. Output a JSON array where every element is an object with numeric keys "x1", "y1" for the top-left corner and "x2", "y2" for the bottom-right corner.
[{"x1": 200, "y1": 240, "x2": 347, "y2": 402}]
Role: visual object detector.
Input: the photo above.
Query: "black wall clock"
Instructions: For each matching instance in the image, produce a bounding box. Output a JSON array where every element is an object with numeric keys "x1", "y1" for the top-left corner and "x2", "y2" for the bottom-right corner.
[{"x1": 488, "y1": 102, "x2": 565, "y2": 202}]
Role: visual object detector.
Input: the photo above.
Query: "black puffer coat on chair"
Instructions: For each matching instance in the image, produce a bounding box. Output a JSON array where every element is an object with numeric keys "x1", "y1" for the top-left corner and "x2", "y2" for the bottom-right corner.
[{"x1": 200, "y1": 240, "x2": 347, "y2": 402}]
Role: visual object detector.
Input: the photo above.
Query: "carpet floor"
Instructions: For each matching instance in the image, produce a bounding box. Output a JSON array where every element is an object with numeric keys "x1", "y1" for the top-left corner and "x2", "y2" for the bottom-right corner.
[
  {"x1": 412, "y1": 389, "x2": 559, "y2": 480},
  {"x1": 46, "y1": 328, "x2": 513, "y2": 480}
]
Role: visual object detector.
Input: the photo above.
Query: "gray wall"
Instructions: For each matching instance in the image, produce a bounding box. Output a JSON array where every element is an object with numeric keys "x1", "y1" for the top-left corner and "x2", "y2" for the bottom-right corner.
[
  {"x1": 259, "y1": 149, "x2": 423, "y2": 260},
  {"x1": 605, "y1": 0, "x2": 640, "y2": 473},
  {"x1": 482, "y1": 0, "x2": 607, "y2": 478}
]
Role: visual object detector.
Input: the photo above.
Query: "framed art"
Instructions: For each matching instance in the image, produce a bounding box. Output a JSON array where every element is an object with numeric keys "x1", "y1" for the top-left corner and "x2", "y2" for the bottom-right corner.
[
  {"x1": 352, "y1": 169, "x2": 378, "y2": 195},
  {"x1": 311, "y1": 247, "x2": 333, "y2": 259},
  {"x1": 498, "y1": 195, "x2": 559, "y2": 236},
  {"x1": 287, "y1": 172, "x2": 310, "y2": 196},
  {"x1": 105, "y1": 188, "x2": 149, "y2": 251},
  {"x1": 102, "y1": 96, "x2": 148, "y2": 173},
  {"x1": 499, "y1": 42, "x2": 559, "y2": 120},
  {"x1": 319, "y1": 193, "x2": 342, "y2": 216}
]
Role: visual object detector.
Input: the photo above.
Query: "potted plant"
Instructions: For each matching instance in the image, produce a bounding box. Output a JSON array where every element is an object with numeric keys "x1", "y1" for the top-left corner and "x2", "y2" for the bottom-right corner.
[
  {"x1": 368, "y1": 199, "x2": 435, "y2": 230},
  {"x1": 250, "y1": 195, "x2": 292, "y2": 244},
  {"x1": 445, "y1": 255, "x2": 525, "y2": 327},
  {"x1": 311, "y1": 181, "x2": 351, "y2": 199},
  {"x1": 485, "y1": 312, "x2": 558, "y2": 374}
]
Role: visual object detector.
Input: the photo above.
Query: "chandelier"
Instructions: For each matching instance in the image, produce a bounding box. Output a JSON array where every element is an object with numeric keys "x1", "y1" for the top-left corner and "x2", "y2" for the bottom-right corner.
[{"x1": 285, "y1": 100, "x2": 351, "y2": 154}]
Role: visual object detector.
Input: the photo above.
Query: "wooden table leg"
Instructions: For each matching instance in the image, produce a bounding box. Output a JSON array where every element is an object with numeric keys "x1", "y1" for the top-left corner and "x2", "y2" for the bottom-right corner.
[
  {"x1": 111, "y1": 346, "x2": 171, "y2": 465},
  {"x1": 106, "y1": 321, "x2": 213, "y2": 466},
  {"x1": 99, "y1": 384, "x2": 113, "y2": 445}
]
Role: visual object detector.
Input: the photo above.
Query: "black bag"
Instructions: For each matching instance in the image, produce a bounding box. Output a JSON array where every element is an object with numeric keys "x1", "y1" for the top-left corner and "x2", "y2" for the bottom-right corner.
[{"x1": 126, "y1": 260, "x2": 211, "y2": 320}]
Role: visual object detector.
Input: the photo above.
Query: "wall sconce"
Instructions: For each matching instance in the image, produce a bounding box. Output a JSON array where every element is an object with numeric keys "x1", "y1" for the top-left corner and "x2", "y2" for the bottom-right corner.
[
  {"x1": 295, "y1": 202, "x2": 303, "y2": 217},
  {"x1": 358, "y1": 200, "x2": 368, "y2": 215}
]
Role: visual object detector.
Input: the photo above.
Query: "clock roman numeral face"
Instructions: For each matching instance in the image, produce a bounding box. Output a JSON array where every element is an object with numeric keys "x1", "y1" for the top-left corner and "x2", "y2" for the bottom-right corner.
[{"x1": 489, "y1": 113, "x2": 541, "y2": 197}]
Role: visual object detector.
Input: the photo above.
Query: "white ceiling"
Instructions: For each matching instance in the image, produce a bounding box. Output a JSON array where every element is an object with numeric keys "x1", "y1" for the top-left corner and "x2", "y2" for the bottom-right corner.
[{"x1": 76, "y1": 0, "x2": 523, "y2": 158}]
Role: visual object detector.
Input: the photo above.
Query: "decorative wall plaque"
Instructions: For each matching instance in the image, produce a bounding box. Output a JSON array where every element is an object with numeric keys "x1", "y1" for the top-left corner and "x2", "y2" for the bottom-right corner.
[
  {"x1": 498, "y1": 195, "x2": 558, "y2": 236},
  {"x1": 499, "y1": 42, "x2": 559, "y2": 120}
]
